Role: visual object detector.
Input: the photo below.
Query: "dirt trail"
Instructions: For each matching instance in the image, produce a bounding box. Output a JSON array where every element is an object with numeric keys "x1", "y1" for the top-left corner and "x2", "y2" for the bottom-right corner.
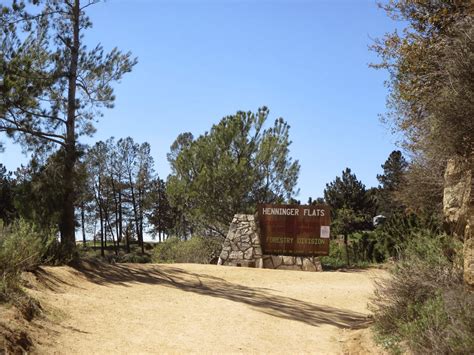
[{"x1": 26, "y1": 262, "x2": 386, "y2": 354}]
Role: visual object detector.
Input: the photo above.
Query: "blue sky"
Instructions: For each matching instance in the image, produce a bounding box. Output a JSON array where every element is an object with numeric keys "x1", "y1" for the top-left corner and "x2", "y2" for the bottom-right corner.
[{"x1": 1, "y1": 0, "x2": 401, "y2": 202}]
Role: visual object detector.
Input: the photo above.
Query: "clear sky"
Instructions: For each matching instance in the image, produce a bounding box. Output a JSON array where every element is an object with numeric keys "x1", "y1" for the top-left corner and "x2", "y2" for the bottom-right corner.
[{"x1": 1, "y1": 0, "x2": 402, "y2": 202}]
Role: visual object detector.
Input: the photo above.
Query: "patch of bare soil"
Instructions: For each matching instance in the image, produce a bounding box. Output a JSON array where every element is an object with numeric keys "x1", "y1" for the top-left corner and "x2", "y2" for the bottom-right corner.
[
  {"x1": 0, "y1": 306, "x2": 33, "y2": 354},
  {"x1": 22, "y1": 262, "x2": 387, "y2": 354},
  {"x1": 341, "y1": 328, "x2": 388, "y2": 355}
]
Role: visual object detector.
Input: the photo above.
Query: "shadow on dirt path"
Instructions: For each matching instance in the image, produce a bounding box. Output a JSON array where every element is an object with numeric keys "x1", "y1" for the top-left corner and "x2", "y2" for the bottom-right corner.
[{"x1": 59, "y1": 261, "x2": 373, "y2": 330}]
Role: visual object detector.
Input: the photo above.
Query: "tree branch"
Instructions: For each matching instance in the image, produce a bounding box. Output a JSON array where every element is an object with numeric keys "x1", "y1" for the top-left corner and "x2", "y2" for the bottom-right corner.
[{"x1": 1, "y1": 112, "x2": 66, "y2": 146}]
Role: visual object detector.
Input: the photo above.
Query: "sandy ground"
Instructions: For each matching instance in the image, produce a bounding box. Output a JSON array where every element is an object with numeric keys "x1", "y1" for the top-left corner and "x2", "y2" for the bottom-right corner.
[{"x1": 24, "y1": 262, "x2": 387, "y2": 354}]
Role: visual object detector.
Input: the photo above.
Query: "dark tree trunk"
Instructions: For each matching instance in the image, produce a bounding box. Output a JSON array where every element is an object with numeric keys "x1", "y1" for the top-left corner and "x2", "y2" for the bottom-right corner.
[
  {"x1": 344, "y1": 234, "x2": 350, "y2": 266},
  {"x1": 129, "y1": 171, "x2": 142, "y2": 253},
  {"x1": 125, "y1": 223, "x2": 130, "y2": 254},
  {"x1": 139, "y1": 189, "x2": 144, "y2": 254},
  {"x1": 104, "y1": 218, "x2": 107, "y2": 249},
  {"x1": 81, "y1": 202, "x2": 86, "y2": 247},
  {"x1": 110, "y1": 177, "x2": 120, "y2": 246},
  {"x1": 59, "y1": 0, "x2": 80, "y2": 258},
  {"x1": 99, "y1": 206, "x2": 104, "y2": 257},
  {"x1": 97, "y1": 178, "x2": 105, "y2": 257},
  {"x1": 93, "y1": 220, "x2": 96, "y2": 248},
  {"x1": 118, "y1": 191, "x2": 123, "y2": 245},
  {"x1": 157, "y1": 184, "x2": 163, "y2": 243},
  {"x1": 114, "y1": 196, "x2": 119, "y2": 244},
  {"x1": 103, "y1": 204, "x2": 117, "y2": 255},
  {"x1": 61, "y1": 142, "x2": 77, "y2": 255},
  {"x1": 107, "y1": 216, "x2": 118, "y2": 256}
]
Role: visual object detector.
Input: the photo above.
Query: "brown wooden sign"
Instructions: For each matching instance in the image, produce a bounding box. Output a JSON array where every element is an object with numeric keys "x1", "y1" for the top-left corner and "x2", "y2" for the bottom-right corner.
[{"x1": 258, "y1": 204, "x2": 331, "y2": 256}]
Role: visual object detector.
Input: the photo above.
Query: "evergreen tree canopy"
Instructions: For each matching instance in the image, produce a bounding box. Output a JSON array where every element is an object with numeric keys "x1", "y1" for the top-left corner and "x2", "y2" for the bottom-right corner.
[
  {"x1": 324, "y1": 168, "x2": 375, "y2": 235},
  {"x1": 0, "y1": 163, "x2": 16, "y2": 224},
  {"x1": 166, "y1": 107, "x2": 300, "y2": 237},
  {"x1": 376, "y1": 150, "x2": 408, "y2": 215},
  {"x1": 0, "y1": 0, "x2": 136, "y2": 254},
  {"x1": 324, "y1": 168, "x2": 376, "y2": 265},
  {"x1": 377, "y1": 150, "x2": 407, "y2": 192}
]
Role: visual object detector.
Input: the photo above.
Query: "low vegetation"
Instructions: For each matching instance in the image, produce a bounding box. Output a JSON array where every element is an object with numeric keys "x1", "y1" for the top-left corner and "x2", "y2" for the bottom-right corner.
[
  {"x1": 320, "y1": 239, "x2": 375, "y2": 270},
  {"x1": 152, "y1": 236, "x2": 222, "y2": 264},
  {"x1": 78, "y1": 242, "x2": 153, "y2": 264},
  {"x1": 0, "y1": 220, "x2": 55, "y2": 318},
  {"x1": 368, "y1": 1, "x2": 474, "y2": 353},
  {"x1": 371, "y1": 232, "x2": 473, "y2": 354},
  {"x1": 77, "y1": 236, "x2": 223, "y2": 265}
]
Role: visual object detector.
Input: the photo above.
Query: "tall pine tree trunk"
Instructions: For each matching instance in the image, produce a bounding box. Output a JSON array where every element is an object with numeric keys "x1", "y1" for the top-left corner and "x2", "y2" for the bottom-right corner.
[
  {"x1": 106, "y1": 214, "x2": 118, "y2": 256},
  {"x1": 129, "y1": 171, "x2": 142, "y2": 253},
  {"x1": 344, "y1": 234, "x2": 350, "y2": 266},
  {"x1": 97, "y1": 178, "x2": 105, "y2": 257},
  {"x1": 118, "y1": 191, "x2": 123, "y2": 246},
  {"x1": 139, "y1": 189, "x2": 144, "y2": 254},
  {"x1": 60, "y1": 0, "x2": 80, "y2": 258},
  {"x1": 81, "y1": 202, "x2": 86, "y2": 247},
  {"x1": 125, "y1": 223, "x2": 131, "y2": 254},
  {"x1": 99, "y1": 206, "x2": 104, "y2": 257},
  {"x1": 111, "y1": 178, "x2": 120, "y2": 246}
]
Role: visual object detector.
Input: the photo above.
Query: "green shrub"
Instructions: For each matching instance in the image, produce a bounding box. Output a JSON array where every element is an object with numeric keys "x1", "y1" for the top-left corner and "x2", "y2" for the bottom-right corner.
[
  {"x1": 375, "y1": 212, "x2": 441, "y2": 260},
  {"x1": 0, "y1": 219, "x2": 56, "y2": 302},
  {"x1": 322, "y1": 213, "x2": 442, "y2": 270},
  {"x1": 349, "y1": 231, "x2": 387, "y2": 263},
  {"x1": 152, "y1": 236, "x2": 222, "y2": 264},
  {"x1": 321, "y1": 235, "x2": 385, "y2": 270},
  {"x1": 320, "y1": 240, "x2": 347, "y2": 269},
  {"x1": 118, "y1": 253, "x2": 152, "y2": 264},
  {"x1": 77, "y1": 242, "x2": 155, "y2": 264},
  {"x1": 371, "y1": 232, "x2": 473, "y2": 354},
  {"x1": 396, "y1": 291, "x2": 474, "y2": 354}
]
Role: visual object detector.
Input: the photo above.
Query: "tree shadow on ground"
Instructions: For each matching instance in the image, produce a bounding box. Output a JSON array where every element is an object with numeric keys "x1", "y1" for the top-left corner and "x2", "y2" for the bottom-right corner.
[
  {"x1": 31, "y1": 268, "x2": 83, "y2": 292},
  {"x1": 323, "y1": 268, "x2": 377, "y2": 273},
  {"x1": 67, "y1": 260, "x2": 373, "y2": 330}
]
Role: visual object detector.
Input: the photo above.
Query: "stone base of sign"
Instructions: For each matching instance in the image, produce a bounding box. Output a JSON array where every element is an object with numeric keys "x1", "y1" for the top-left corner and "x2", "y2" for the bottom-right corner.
[
  {"x1": 217, "y1": 214, "x2": 263, "y2": 267},
  {"x1": 261, "y1": 255, "x2": 322, "y2": 271},
  {"x1": 218, "y1": 214, "x2": 322, "y2": 272}
]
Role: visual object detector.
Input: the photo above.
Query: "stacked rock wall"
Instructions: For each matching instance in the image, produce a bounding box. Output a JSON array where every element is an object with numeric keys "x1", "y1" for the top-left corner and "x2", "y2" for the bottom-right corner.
[
  {"x1": 217, "y1": 214, "x2": 263, "y2": 268},
  {"x1": 261, "y1": 255, "x2": 322, "y2": 272},
  {"x1": 218, "y1": 214, "x2": 322, "y2": 272}
]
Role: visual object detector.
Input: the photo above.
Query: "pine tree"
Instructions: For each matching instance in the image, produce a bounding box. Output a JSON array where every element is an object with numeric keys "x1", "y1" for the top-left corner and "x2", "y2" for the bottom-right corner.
[
  {"x1": 0, "y1": 0, "x2": 136, "y2": 256},
  {"x1": 376, "y1": 150, "x2": 408, "y2": 215},
  {"x1": 0, "y1": 164, "x2": 16, "y2": 224},
  {"x1": 324, "y1": 168, "x2": 375, "y2": 264},
  {"x1": 166, "y1": 107, "x2": 300, "y2": 237}
]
